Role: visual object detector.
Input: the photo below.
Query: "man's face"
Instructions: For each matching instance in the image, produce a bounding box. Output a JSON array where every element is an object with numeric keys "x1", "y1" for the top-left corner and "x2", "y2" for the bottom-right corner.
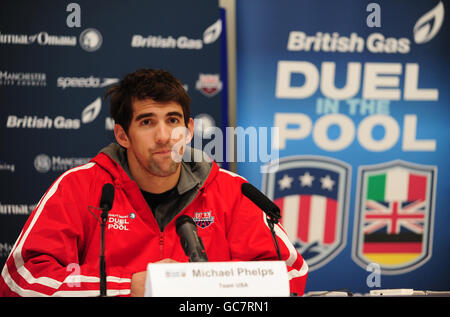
[{"x1": 116, "y1": 98, "x2": 193, "y2": 177}]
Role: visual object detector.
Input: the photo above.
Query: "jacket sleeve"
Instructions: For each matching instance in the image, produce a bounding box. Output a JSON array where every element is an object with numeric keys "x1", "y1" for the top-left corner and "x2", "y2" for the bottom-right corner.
[
  {"x1": 0, "y1": 163, "x2": 131, "y2": 297},
  {"x1": 226, "y1": 180, "x2": 309, "y2": 296}
]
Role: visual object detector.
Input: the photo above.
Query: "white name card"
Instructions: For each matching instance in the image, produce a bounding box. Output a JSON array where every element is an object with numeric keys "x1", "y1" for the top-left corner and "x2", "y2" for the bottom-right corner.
[{"x1": 144, "y1": 261, "x2": 290, "y2": 297}]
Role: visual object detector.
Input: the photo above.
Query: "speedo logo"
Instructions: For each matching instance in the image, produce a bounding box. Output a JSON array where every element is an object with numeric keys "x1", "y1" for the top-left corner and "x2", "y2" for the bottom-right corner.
[{"x1": 57, "y1": 76, "x2": 119, "y2": 89}]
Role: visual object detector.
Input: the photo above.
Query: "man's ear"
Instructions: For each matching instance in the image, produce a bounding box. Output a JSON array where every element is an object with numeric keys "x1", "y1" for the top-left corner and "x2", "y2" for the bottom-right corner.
[
  {"x1": 186, "y1": 118, "x2": 194, "y2": 144},
  {"x1": 114, "y1": 124, "x2": 130, "y2": 148}
]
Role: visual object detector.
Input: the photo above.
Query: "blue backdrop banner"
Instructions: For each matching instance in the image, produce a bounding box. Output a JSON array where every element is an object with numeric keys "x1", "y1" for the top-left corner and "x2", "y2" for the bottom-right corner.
[
  {"x1": 236, "y1": 0, "x2": 449, "y2": 293},
  {"x1": 0, "y1": 0, "x2": 224, "y2": 269}
]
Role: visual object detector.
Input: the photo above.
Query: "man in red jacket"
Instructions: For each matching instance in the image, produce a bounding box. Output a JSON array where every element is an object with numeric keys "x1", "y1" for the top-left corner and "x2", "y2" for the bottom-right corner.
[{"x1": 0, "y1": 69, "x2": 308, "y2": 297}]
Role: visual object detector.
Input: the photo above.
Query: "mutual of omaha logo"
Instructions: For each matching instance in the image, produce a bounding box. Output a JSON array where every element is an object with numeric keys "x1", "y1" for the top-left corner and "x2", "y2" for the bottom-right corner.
[
  {"x1": 262, "y1": 156, "x2": 350, "y2": 271},
  {"x1": 193, "y1": 211, "x2": 214, "y2": 229},
  {"x1": 79, "y1": 28, "x2": 102, "y2": 52},
  {"x1": 352, "y1": 160, "x2": 437, "y2": 275}
]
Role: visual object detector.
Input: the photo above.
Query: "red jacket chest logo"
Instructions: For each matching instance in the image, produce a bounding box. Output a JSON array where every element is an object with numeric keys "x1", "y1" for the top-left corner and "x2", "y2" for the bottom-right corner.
[
  {"x1": 107, "y1": 213, "x2": 132, "y2": 231},
  {"x1": 192, "y1": 211, "x2": 214, "y2": 229}
]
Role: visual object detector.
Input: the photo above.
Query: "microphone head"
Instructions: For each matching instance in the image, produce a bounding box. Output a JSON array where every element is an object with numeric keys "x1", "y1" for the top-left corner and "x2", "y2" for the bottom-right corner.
[
  {"x1": 176, "y1": 215, "x2": 196, "y2": 234},
  {"x1": 100, "y1": 183, "x2": 115, "y2": 212},
  {"x1": 241, "y1": 182, "x2": 281, "y2": 220}
]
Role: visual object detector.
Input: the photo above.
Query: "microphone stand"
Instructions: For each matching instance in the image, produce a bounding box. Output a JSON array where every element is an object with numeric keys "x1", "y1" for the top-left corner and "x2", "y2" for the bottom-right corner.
[
  {"x1": 100, "y1": 209, "x2": 108, "y2": 297},
  {"x1": 266, "y1": 215, "x2": 282, "y2": 261},
  {"x1": 87, "y1": 206, "x2": 109, "y2": 297},
  {"x1": 266, "y1": 215, "x2": 298, "y2": 297}
]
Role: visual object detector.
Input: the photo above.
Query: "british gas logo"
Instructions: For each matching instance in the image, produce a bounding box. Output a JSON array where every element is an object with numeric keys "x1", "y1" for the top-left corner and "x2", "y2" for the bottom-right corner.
[
  {"x1": 5, "y1": 97, "x2": 102, "y2": 130},
  {"x1": 286, "y1": 2, "x2": 444, "y2": 54},
  {"x1": 131, "y1": 19, "x2": 222, "y2": 50}
]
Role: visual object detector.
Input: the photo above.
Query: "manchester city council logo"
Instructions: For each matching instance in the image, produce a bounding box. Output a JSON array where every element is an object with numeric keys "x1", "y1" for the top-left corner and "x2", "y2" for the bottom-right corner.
[{"x1": 34, "y1": 154, "x2": 52, "y2": 173}]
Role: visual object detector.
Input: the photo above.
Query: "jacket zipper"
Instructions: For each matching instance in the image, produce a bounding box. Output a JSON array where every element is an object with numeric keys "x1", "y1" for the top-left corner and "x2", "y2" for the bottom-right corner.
[
  {"x1": 158, "y1": 187, "x2": 205, "y2": 261},
  {"x1": 159, "y1": 232, "x2": 164, "y2": 260}
]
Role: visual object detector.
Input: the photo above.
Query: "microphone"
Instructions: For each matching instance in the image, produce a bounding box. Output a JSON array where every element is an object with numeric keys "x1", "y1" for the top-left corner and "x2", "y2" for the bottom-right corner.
[
  {"x1": 241, "y1": 182, "x2": 282, "y2": 260},
  {"x1": 99, "y1": 183, "x2": 115, "y2": 297},
  {"x1": 175, "y1": 215, "x2": 208, "y2": 262},
  {"x1": 100, "y1": 183, "x2": 115, "y2": 222},
  {"x1": 241, "y1": 182, "x2": 281, "y2": 222}
]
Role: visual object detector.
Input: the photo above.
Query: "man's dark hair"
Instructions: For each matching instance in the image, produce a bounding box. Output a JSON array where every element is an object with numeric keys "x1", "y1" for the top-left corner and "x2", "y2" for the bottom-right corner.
[{"x1": 105, "y1": 68, "x2": 191, "y2": 133}]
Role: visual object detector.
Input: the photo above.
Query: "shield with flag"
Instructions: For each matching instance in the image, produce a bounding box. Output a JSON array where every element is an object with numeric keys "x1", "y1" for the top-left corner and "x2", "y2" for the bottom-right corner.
[
  {"x1": 352, "y1": 160, "x2": 437, "y2": 274},
  {"x1": 262, "y1": 156, "x2": 351, "y2": 271}
]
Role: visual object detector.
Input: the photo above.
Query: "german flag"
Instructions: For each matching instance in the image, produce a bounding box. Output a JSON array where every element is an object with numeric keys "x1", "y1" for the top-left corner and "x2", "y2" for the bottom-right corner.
[{"x1": 363, "y1": 232, "x2": 423, "y2": 266}]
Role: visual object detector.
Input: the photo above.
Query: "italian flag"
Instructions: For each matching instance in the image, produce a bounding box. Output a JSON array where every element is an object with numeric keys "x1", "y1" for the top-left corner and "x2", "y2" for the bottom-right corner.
[{"x1": 366, "y1": 168, "x2": 427, "y2": 202}]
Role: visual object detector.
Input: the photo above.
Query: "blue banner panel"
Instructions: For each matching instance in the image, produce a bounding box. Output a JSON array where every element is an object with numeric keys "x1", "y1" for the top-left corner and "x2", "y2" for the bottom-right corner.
[
  {"x1": 0, "y1": 0, "x2": 224, "y2": 268},
  {"x1": 236, "y1": 0, "x2": 449, "y2": 293}
]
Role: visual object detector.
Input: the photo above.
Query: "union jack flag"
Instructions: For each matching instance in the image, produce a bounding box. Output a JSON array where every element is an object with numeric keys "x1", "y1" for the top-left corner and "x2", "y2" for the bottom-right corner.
[{"x1": 364, "y1": 200, "x2": 426, "y2": 235}]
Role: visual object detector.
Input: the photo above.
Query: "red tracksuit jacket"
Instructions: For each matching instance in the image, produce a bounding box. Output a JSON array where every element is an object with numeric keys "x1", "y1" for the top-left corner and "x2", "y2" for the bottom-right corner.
[{"x1": 0, "y1": 146, "x2": 308, "y2": 296}]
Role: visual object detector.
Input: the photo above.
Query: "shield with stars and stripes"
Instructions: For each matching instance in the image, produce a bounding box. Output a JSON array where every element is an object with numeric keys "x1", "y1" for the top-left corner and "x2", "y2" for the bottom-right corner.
[
  {"x1": 352, "y1": 160, "x2": 437, "y2": 274},
  {"x1": 262, "y1": 156, "x2": 351, "y2": 271}
]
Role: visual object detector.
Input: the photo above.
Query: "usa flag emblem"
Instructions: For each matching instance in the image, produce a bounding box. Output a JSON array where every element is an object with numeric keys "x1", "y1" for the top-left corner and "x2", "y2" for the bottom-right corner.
[
  {"x1": 262, "y1": 156, "x2": 351, "y2": 271},
  {"x1": 352, "y1": 160, "x2": 437, "y2": 274},
  {"x1": 195, "y1": 74, "x2": 222, "y2": 97},
  {"x1": 193, "y1": 211, "x2": 214, "y2": 229}
]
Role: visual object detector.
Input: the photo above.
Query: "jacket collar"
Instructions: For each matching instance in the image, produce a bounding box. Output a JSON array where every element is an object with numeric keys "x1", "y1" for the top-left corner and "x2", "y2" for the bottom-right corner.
[{"x1": 94, "y1": 143, "x2": 214, "y2": 193}]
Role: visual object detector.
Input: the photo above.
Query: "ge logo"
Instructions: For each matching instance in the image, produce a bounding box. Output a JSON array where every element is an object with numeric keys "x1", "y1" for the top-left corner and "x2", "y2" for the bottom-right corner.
[
  {"x1": 79, "y1": 28, "x2": 102, "y2": 52},
  {"x1": 34, "y1": 154, "x2": 51, "y2": 173}
]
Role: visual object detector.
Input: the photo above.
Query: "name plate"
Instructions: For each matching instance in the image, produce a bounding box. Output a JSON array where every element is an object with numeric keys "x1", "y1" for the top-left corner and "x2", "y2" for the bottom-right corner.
[{"x1": 144, "y1": 261, "x2": 289, "y2": 297}]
